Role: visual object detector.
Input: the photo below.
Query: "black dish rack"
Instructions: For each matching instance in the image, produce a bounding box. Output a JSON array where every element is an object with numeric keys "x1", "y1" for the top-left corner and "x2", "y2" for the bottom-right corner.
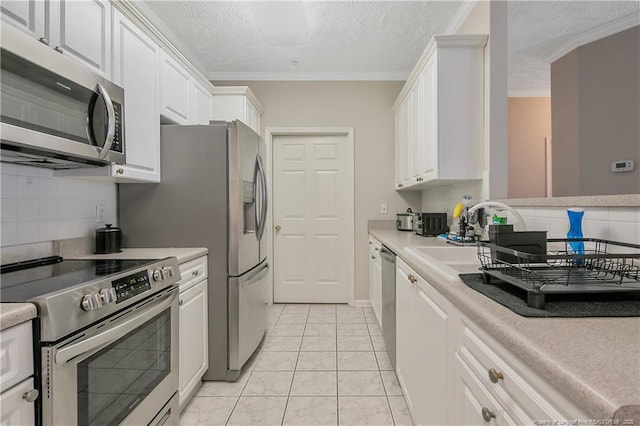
[{"x1": 477, "y1": 238, "x2": 640, "y2": 309}]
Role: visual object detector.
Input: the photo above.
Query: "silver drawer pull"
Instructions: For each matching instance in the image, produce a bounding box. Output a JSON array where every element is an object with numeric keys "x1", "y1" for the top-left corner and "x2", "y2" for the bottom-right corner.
[
  {"x1": 192, "y1": 270, "x2": 199, "y2": 276},
  {"x1": 481, "y1": 407, "x2": 496, "y2": 422},
  {"x1": 488, "y1": 368, "x2": 504, "y2": 383},
  {"x1": 22, "y1": 389, "x2": 39, "y2": 402}
]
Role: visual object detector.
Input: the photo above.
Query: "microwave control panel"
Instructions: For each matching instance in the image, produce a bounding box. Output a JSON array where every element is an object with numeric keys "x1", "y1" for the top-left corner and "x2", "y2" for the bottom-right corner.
[{"x1": 111, "y1": 102, "x2": 123, "y2": 153}]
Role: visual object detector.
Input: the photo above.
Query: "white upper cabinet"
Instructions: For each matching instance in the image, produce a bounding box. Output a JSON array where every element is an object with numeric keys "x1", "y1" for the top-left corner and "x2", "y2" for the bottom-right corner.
[
  {"x1": 0, "y1": 0, "x2": 111, "y2": 77},
  {"x1": 394, "y1": 35, "x2": 487, "y2": 190},
  {"x1": 192, "y1": 79, "x2": 214, "y2": 125},
  {"x1": 110, "y1": 9, "x2": 161, "y2": 182},
  {"x1": 160, "y1": 50, "x2": 192, "y2": 125},
  {"x1": 1, "y1": 0, "x2": 45, "y2": 40},
  {"x1": 55, "y1": 8, "x2": 162, "y2": 183},
  {"x1": 47, "y1": 0, "x2": 111, "y2": 78},
  {"x1": 211, "y1": 86, "x2": 263, "y2": 135}
]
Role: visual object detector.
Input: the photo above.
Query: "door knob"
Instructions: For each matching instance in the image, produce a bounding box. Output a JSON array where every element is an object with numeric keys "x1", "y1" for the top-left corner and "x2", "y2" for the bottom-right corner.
[{"x1": 275, "y1": 225, "x2": 281, "y2": 232}]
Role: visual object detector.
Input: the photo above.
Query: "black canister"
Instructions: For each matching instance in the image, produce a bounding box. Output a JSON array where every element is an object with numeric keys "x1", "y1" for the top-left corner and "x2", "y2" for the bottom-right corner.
[{"x1": 95, "y1": 224, "x2": 123, "y2": 254}]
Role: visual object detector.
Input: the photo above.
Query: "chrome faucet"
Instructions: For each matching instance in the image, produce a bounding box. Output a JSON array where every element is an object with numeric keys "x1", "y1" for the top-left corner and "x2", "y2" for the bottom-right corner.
[{"x1": 467, "y1": 201, "x2": 527, "y2": 231}]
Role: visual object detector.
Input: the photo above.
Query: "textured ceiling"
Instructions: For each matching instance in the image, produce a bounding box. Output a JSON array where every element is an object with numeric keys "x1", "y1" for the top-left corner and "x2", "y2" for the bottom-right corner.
[
  {"x1": 140, "y1": 1, "x2": 462, "y2": 80},
  {"x1": 140, "y1": 1, "x2": 640, "y2": 92}
]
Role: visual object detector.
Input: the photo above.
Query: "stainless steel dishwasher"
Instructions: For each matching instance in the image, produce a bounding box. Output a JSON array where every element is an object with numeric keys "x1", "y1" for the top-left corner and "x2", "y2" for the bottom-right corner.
[{"x1": 380, "y1": 245, "x2": 397, "y2": 368}]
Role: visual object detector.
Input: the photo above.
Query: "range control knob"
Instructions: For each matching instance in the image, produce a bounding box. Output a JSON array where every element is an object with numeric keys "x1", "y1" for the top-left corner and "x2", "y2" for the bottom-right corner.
[
  {"x1": 99, "y1": 288, "x2": 117, "y2": 305},
  {"x1": 81, "y1": 293, "x2": 102, "y2": 311},
  {"x1": 161, "y1": 266, "x2": 174, "y2": 279},
  {"x1": 152, "y1": 269, "x2": 163, "y2": 281}
]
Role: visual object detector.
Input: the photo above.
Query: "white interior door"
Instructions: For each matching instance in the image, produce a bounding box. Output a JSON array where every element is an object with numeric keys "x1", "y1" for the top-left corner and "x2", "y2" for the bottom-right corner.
[{"x1": 273, "y1": 132, "x2": 353, "y2": 303}]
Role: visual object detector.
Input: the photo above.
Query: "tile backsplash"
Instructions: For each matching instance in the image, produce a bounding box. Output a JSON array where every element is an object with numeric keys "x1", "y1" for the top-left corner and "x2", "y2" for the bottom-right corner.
[
  {"x1": 1, "y1": 164, "x2": 117, "y2": 247},
  {"x1": 515, "y1": 206, "x2": 640, "y2": 245}
]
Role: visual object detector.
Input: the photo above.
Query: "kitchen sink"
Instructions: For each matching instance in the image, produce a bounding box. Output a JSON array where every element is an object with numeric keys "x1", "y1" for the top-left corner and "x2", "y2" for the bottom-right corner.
[{"x1": 404, "y1": 245, "x2": 481, "y2": 281}]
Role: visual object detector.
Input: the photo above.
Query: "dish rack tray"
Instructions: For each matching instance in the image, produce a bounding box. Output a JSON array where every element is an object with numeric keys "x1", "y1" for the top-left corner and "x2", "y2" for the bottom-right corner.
[{"x1": 478, "y1": 238, "x2": 640, "y2": 308}]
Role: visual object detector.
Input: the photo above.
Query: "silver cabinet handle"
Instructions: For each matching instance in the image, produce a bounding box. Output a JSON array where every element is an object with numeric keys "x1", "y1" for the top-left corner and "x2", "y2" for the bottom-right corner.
[
  {"x1": 179, "y1": 299, "x2": 184, "y2": 306},
  {"x1": 38, "y1": 37, "x2": 49, "y2": 46},
  {"x1": 54, "y1": 46, "x2": 63, "y2": 53},
  {"x1": 488, "y1": 368, "x2": 504, "y2": 383},
  {"x1": 192, "y1": 270, "x2": 199, "y2": 276},
  {"x1": 481, "y1": 407, "x2": 496, "y2": 422},
  {"x1": 371, "y1": 255, "x2": 376, "y2": 259},
  {"x1": 22, "y1": 389, "x2": 39, "y2": 402},
  {"x1": 116, "y1": 167, "x2": 124, "y2": 175}
]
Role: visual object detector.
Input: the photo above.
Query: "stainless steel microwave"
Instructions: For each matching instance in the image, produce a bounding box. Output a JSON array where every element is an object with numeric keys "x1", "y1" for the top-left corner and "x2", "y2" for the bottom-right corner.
[{"x1": 0, "y1": 24, "x2": 125, "y2": 169}]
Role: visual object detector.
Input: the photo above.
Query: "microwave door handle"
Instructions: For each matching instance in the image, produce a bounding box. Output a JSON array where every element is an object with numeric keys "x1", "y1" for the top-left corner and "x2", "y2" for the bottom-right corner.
[
  {"x1": 256, "y1": 154, "x2": 268, "y2": 241},
  {"x1": 54, "y1": 290, "x2": 176, "y2": 365},
  {"x1": 95, "y1": 83, "x2": 115, "y2": 159}
]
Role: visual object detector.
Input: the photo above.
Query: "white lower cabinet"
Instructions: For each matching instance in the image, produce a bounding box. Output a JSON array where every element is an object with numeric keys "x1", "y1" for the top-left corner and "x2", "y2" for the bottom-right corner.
[
  {"x1": 178, "y1": 255, "x2": 209, "y2": 410},
  {"x1": 0, "y1": 322, "x2": 36, "y2": 426},
  {"x1": 368, "y1": 237, "x2": 382, "y2": 326},
  {"x1": 395, "y1": 258, "x2": 589, "y2": 426},
  {"x1": 396, "y1": 258, "x2": 451, "y2": 425}
]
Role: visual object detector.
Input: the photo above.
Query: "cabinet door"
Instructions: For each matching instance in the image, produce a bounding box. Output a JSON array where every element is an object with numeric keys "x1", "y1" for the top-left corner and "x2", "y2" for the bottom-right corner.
[
  {"x1": 413, "y1": 280, "x2": 450, "y2": 425},
  {"x1": 48, "y1": 0, "x2": 111, "y2": 78},
  {"x1": 192, "y1": 79, "x2": 213, "y2": 125},
  {"x1": 455, "y1": 353, "x2": 502, "y2": 426},
  {"x1": 396, "y1": 100, "x2": 410, "y2": 188},
  {"x1": 0, "y1": 378, "x2": 36, "y2": 426},
  {"x1": 160, "y1": 50, "x2": 191, "y2": 124},
  {"x1": 410, "y1": 76, "x2": 423, "y2": 182},
  {"x1": 179, "y1": 279, "x2": 209, "y2": 409},
  {"x1": 1, "y1": 0, "x2": 45, "y2": 40},
  {"x1": 421, "y1": 56, "x2": 437, "y2": 180},
  {"x1": 395, "y1": 259, "x2": 416, "y2": 411},
  {"x1": 112, "y1": 10, "x2": 161, "y2": 182}
]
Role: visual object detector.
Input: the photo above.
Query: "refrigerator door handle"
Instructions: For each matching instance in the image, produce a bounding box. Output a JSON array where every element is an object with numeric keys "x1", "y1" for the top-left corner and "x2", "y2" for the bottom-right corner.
[{"x1": 256, "y1": 154, "x2": 268, "y2": 241}]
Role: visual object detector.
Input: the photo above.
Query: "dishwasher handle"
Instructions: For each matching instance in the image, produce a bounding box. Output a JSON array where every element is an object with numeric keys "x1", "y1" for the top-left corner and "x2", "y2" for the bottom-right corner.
[{"x1": 380, "y1": 246, "x2": 396, "y2": 263}]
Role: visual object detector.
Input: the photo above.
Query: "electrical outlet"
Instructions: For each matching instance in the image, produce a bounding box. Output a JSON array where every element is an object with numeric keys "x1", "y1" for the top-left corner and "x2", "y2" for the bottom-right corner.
[
  {"x1": 96, "y1": 203, "x2": 105, "y2": 223},
  {"x1": 380, "y1": 203, "x2": 388, "y2": 214}
]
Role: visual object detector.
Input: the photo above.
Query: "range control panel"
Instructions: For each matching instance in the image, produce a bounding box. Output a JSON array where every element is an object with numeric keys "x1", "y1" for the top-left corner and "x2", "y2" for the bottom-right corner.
[{"x1": 112, "y1": 270, "x2": 151, "y2": 303}]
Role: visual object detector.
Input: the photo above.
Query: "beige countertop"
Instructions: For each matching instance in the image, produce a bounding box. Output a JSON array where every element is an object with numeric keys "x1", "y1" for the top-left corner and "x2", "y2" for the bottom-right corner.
[
  {"x1": 369, "y1": 228, "x2": 640, "y2": 422},
  {"x1": 0, "y1": 303, "x2": 37, "y2": 331},
  {"x1": 74, "y1": 247, "x2": 208, "y2": 264}
]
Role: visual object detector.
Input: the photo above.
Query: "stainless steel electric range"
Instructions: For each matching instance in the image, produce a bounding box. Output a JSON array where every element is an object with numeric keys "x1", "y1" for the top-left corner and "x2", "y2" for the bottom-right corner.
[{"x1": 0, "y1": 256, "x2": 181, "y2": 426}]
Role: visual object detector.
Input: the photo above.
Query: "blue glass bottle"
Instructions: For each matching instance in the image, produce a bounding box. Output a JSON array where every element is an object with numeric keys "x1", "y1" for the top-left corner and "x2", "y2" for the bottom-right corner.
[{"x1": 567, "y1": 208, "x2": 584, "y2": 264}]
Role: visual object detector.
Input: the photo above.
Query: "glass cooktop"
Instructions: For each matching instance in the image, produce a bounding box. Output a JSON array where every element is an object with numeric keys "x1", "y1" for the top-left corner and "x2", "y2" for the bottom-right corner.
[{"x1": 0, "y1": 257, "x2": 159, "y2": 302}]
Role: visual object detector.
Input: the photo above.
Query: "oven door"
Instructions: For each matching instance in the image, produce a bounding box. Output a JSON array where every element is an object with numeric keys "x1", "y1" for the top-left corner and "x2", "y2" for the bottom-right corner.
[{"x1": 41, "y1": 288, "x2": 178, "y2": 426}]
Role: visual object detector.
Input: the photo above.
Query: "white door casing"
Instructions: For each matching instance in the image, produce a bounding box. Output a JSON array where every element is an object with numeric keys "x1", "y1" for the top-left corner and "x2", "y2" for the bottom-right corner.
[{"x1": 267, "y1": 128, "x2": 354, "y2": 304}]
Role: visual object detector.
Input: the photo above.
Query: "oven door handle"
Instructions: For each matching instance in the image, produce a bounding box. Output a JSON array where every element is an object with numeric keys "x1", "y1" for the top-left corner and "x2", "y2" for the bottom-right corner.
[{"x1": 55, "y1": 289, "x2": 177, "y2": 365}]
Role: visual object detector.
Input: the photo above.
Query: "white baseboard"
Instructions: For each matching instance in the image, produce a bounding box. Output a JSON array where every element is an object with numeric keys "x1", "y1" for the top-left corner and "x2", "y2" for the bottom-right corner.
[{"x1": 353, "y1": 299, "x2": 372, "y2": 307}]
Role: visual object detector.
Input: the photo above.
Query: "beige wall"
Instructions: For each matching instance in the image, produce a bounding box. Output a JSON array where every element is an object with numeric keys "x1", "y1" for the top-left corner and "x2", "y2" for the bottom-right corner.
[
  {"x1": 214, "y1": 81, "x2": 421, "y2": 301},
  {"x1": 551, "y1": 26, "x2": 640, "y2": 196},
  {"x1": 508, "y1": 97, "x2": 551, "y2": 198}
]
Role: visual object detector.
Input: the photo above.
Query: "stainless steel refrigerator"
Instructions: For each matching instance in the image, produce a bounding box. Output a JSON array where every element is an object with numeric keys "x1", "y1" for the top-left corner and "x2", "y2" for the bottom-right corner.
[{"x1": 119, "y1": 121, "x2": 269, "y2": 381}]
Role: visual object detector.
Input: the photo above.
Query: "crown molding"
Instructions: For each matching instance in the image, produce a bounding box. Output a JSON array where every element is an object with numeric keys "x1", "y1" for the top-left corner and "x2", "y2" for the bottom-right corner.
[
  {"x1": 208, "y1": 71, "x2": 409, "y2": 82},
  {"x1": 112, "y1": 1, "x2": 213, "y2": 90},
  {"x1": 211, "y1": 86, "x2": 264, "y2": 112},
  {"x1": 544, "y1": 11, "x2": 640, "y2": 64},
  {"x1": 445, "y1": 0, "x2": 479, "y2": 35}
]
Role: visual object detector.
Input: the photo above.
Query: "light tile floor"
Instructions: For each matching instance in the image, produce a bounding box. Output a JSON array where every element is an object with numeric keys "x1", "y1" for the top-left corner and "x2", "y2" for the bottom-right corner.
[{"x1": 179, "y1": 304, "x2": 414, "y2": 426}]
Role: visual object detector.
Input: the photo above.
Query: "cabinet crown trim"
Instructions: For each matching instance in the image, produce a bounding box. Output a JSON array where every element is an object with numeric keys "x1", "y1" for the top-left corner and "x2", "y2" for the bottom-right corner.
[
  {"x1": 393, "y1": 34, "x2": 488, "y2": 110},
  {"x1": 211, "y1": 86, "x2": 264, "y2": 113}
]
